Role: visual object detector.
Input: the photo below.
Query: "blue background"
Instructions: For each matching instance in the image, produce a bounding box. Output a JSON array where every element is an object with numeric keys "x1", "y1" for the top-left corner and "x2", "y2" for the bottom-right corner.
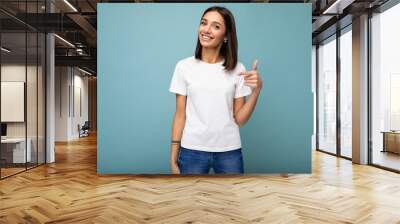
[{"x1": 98, "y1": 3, "x2": 312, "y2": 174}]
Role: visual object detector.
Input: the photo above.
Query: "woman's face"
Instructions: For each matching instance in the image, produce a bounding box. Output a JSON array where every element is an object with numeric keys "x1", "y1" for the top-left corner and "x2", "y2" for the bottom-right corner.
[{"x1": 198, "y1": 11, "x2": 226, "y2": 49}]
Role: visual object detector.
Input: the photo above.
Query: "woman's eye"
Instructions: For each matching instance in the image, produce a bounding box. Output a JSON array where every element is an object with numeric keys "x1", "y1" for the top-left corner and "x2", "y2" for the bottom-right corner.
[{"x1": 211, "y1": 24, "x2": 219, "y2": 29}]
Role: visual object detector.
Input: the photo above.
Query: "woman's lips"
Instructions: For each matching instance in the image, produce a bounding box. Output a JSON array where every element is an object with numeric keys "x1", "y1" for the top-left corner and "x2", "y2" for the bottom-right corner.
[{"x1": 200, "y1": 34, "x2": 213, "y2": 41}]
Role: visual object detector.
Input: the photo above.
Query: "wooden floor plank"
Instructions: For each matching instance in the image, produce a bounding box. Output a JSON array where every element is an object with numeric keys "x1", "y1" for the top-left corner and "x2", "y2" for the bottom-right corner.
[{"x1": 0, "y1": 134, "x2": 400, "y2": 223}]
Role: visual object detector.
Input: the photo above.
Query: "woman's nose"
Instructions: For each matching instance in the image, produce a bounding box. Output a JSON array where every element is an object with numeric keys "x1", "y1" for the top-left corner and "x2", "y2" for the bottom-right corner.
[{"x1": 204, "y1": 25, "x2": 211, "y2": 33}]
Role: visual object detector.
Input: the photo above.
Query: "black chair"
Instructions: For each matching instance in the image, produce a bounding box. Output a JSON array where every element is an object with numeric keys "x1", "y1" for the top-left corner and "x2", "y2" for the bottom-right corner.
[{"x1": 78, "y1": 121, "x2": 90, "y2": 138}]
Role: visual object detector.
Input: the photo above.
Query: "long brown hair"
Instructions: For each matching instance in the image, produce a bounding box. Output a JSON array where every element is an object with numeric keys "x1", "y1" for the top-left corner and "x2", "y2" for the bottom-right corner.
[{"x1": 195, "y1": 6, "x2": 238, "y2": 71}]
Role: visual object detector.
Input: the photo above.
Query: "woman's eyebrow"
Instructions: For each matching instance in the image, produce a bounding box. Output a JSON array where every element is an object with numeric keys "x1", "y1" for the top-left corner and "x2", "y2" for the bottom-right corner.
[{"x1": 212, "y1": 21, "x2": 222, "y2": 26}]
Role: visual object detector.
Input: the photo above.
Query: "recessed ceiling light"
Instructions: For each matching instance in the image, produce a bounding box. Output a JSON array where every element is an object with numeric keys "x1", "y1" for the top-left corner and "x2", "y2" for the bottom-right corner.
[
  {"x1": 1, "y1": 47, "x2": 11, "y2": 53},
  {"x1": 78, "y1": 67, "x2": 93, "y2": 76},
  {"x1": 63, "y1": 0, "x2": 78, "y2": 12},
  {"x1": 322, "y1": 0, "x2": 349, "y2": 14},
  {"x1": 54, "y1": 34, "x2": 75, "y2": 48}
]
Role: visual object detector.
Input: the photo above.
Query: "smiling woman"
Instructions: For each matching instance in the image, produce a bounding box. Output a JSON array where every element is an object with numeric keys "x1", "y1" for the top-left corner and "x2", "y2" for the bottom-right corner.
[
  {"x1": 169, "y1": 6, "x2": 263, "y2": 175},
  {"x1": 196, "y1": 7, "x2": 237, "y2": 71}
]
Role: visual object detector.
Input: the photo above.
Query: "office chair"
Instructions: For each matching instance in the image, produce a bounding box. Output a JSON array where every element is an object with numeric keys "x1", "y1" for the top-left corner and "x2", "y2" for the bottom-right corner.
[{"x1": 79, "y1": 121, "x2": 90, "y2": 138}]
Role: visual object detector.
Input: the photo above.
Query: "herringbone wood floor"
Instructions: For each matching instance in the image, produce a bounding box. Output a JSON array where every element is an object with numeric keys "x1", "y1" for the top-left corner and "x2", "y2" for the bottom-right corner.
[{"x1": 1, "y1": 134, "x2": 400, "y2": 224}]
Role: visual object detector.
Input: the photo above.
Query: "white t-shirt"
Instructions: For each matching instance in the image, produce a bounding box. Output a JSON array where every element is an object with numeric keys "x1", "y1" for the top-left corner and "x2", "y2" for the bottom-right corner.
[{"x1": 169, "y1": 56, "x2": 252, "y2": 152}]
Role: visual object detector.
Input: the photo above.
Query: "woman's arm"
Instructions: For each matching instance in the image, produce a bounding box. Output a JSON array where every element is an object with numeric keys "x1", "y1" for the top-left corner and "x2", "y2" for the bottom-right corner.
[
  {"x1": 170, "y1": 94, "x2": 187, "y2": 174},
  {"x1": 233, "y1": 88, "x2": 261, "y2": 127}
]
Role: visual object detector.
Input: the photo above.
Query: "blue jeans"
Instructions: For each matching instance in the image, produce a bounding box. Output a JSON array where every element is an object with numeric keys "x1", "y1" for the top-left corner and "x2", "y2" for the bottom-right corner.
[{"x1": 178, "y1": 146, "x2": 244, "y2": 174}]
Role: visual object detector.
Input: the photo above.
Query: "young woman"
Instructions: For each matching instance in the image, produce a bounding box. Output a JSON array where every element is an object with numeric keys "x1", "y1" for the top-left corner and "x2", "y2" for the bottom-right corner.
[{"x1": 169, "y1": 6, "x2": 263, "y2": 174}]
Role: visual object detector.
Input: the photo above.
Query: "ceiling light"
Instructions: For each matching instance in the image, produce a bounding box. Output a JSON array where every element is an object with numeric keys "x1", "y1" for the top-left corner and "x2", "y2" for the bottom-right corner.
[
  {"x1": 323, "y1": 0, "x2": 343, "y2": 14},
  {"x1": 54, "y1": 34, "x2": 75, "y2": 48},
  {"x1": 78, "y1": 67, "x2": 93, "y2": 76},
  {"x1": 63, "y1": 0, "x2": 78, "y2": 12},
  {"x1": 1, "y1": 47, "x2": 11, "y2": 53},
  {"x1": 322, "y1": 0, "x2": 355, "y2": 15}
]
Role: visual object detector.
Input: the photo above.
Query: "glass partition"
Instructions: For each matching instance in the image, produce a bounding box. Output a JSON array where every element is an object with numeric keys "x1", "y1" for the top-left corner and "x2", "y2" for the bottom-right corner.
[
  {"x1": 38, "y1": 32, "x2": 45, "y2": 165},
  {"x1": 0, "y1": 1, "x2": 46, "y2": 179},
  {"x1": 27, "y1": 30, "x2": 38, "y2": 169},
  {"x1": 1, "y1": 31, "x2": 28, "y2": 177}
]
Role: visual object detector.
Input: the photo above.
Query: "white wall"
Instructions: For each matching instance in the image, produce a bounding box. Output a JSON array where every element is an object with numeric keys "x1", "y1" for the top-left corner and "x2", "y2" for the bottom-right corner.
[
  {"x1": 1, "y1": 65, "x2": 26, "y2": 137},
  {"x1": 55, "y1": 67, "x2": 89, "y2": 141},
  {"x1": 1, "y1": 65, "x2": 42, "y2": 138},
  {"x1": 70, "y1": 72, "x2": 89, "y2": 139},
  {"x1": 55, "y1": 66, "x2": 70, "y2": 141}
]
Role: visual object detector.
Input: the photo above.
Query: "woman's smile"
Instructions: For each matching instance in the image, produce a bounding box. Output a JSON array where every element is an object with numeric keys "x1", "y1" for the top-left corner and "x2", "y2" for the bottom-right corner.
[{"x1": 200, "y1": 33, "x2": 214, "y2": 41}]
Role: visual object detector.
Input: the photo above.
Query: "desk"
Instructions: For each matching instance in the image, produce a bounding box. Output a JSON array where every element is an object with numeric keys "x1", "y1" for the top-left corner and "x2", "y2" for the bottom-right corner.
[
  {"x1": 381, "y1": 131, "x2": 400, "y2": 154},
  {"x1": 1, "y1": 138, "x2": 32, "y2": 163}
]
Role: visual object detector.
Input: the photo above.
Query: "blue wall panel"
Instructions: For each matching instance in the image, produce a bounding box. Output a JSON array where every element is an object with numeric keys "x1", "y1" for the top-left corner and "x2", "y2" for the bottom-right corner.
[{"x1": 98, "y1": 3, "x2": 312, "y2": 174}]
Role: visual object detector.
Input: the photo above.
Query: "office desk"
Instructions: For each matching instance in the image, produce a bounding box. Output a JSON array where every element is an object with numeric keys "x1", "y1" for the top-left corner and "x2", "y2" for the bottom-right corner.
[
  {"x1": 1, "y1": 138, "x2": 32, "y2": 163},
  {"x1": 381, "y1": 131, "x2": 400, "y2": 154}
]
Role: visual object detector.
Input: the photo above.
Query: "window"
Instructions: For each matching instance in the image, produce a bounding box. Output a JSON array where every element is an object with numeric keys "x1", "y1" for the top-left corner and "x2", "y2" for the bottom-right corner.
[
  {"x1": 339, "y1": 27, "x2": 352, "y2": 158},
  {"x1": 317, "y1": 35, "x2": 337, "y2": 154},
  {"x1": 371, "y1": 2, "x2": 400, "y2": 171}
]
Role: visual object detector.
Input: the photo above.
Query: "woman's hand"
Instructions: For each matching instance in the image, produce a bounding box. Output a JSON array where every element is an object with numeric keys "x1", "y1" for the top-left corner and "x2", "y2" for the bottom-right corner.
[
  {"x1": 171, "y1": 161, "x2": 180, "y2": 174},
  {"x1": 242, "y1": 60, "x2": 263, "y2": 92}
]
